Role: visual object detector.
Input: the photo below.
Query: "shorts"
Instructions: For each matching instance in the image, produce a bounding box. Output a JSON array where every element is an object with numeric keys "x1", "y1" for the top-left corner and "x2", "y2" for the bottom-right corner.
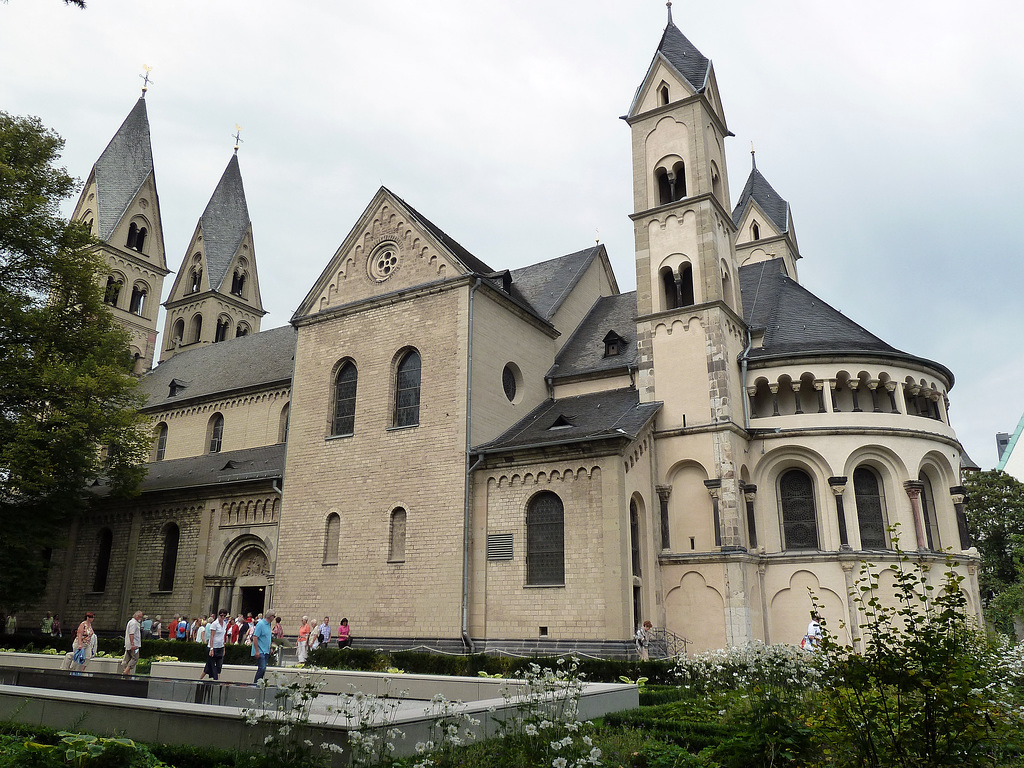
[{"x1": 122, "y1": 648, "x2": 140, "y2": 673}]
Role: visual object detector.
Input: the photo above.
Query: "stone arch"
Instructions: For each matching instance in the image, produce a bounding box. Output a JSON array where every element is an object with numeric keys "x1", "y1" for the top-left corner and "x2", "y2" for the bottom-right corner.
[
  {"x1": 664, "y1": 571, "x2": 725, "y2": 652},
  {"x1": 769, "y1": 569, "x2": 848, "y2": 645},
  {"x1": 754, "y1": 446, "x2": 834, "y2": 552},
  {"x1": 664, "y1": 460, "x2": 713, "y2": 553}
]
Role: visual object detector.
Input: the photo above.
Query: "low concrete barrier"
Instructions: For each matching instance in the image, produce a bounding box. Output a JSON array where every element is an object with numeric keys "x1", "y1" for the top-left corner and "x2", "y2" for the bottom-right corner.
[{"x1": 0, "y1": 651, "x2": 122, "y2": 675}]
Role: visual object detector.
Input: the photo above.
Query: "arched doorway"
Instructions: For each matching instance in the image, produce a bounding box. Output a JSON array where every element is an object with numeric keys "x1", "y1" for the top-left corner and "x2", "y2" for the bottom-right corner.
[{"x1": 236, "y1": 550, "x2": 270, "y2": 617}]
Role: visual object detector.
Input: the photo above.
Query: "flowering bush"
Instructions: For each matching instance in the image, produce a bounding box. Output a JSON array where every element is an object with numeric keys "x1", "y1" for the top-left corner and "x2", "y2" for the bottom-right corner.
[
  {"x1": 329, "y1": 678, "x2": 406, "y2": 767},
  {"x1": 242, "y1": 668, "x2": 333, "y2": 767}
]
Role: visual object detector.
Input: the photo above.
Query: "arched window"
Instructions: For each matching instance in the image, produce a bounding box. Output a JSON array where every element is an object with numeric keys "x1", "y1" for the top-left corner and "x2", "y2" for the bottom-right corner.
[
  {"x1": 656, "y1": 168, "x2": 672, "y2": 206},
  {"x1": 920, "y1": 473, "x2": 940, "y2": 550},
  {"x1": 721, "y1": 265, "x2": 733, "y2": 310},
  {"x1": 189, "y1": 314, "x2": 203, "y2": 344},
  {"x1": 235, "y1": 324, "x2": 249, "y2": 338},
  {"x1": 208, "y1": 413, "x2": 224, "y2": 453},
  {"x1": 104, "y1": 277, "x2": 122, "y2": 307},
  {"x1": 190, "y1": 268, "x2": 203, "y2": 293},
  {"x1": 155, "y1": 422, "x2": 168, "y2": 461},
  {"x1": 527, "y1": 491, "x2": 564, "y2": 585},
  {"x1": 170, "y1": 318, "x2": 185, "y2": 347},
  {"x1": 751, "y1": 222, "x2": 761, "y2": 241},
  {"x1": 93, "y1": 528, "x2": 113, "y2": 593},
  {"x1": 679, "y1": 263, "x2": 695, "y2": 306},
  {"x1": 853, "y1": 467, "x2": 888, "y2": 549},
  {"x1": 278, "y1": 403, "x2": 290, "y2": 444},
  {"x1": 126, "y1": 222, "x2": 138, "y2": 249},
  {"x1": 129, "y1": 285, "x2": 147, "y2": 315},
  {"x1": 779, "y1": 469, "x2": 819, "y2": 550},
  {"x1": 323, "y1": 513, "x2": 340, "y2": 564},
  {"x1": 332, "y1": 362, "x2": 357, "y2": 436},
  {"x1": 658, "y1": 83, "x2": 670, "y2": 105},
  {"x1": 214, "y1": 318, "x2": 229, "y2": 343},
  {"x1": 630, "y1": 499, "x2": 642, "y2": 578},
  {"x1": 135, "y1": 227, "x2": 147, "y2": 252},
  {"x1": 389, "y1": 508, "x2": 407, "y2": 562},
  {"x1": 231, "y1": 271, "x2": 246, "y2": 297},
  {"x1": 394, "y1": 350, "x2": 421, "y2": 428},
  {"x1": 710, "y1": 161, "x2": 723, "y2": 201},
  {"x1": 158, "y1": 523, "x2": 179, "y2": 591},
  {"x1": 660, "y1": 267, "x2": 678, "y2": 311},
  {"x1": 671, "y1": 161, "x2": 686, "y2": 201}
]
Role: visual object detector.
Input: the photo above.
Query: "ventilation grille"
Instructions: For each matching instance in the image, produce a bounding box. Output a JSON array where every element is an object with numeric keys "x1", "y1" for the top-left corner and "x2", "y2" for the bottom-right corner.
[{"x1": 487, "y1": 534, "x2": 514, "y2": 561}]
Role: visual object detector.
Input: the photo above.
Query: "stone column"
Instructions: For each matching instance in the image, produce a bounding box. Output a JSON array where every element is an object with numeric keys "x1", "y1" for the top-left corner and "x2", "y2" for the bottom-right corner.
[
  {"x1": 906, "y1": 384, "x2": 921, "y2": 416},
  {"x1": 828, "y1": 379, "x2": 839, "y2": 412},
  {"x1": 705, "y1": 479, "x2": 723, "y2": 547},
  {"x1": 903, "y1": 480, "x2": 928, "y2": 550},
  {"x1": 814, "y1": 380, "x2": 828, "y2": 413},
  {"x1": 848, "y1": 380, "x2": 862, "y2": 412},
  {"x1": 768, "y1": 384, "x2": 780, "y2": 416},
  {"x1": 950, "y1": 486, "x2": 971, "y2": 550},
  {"x1": 743, "y1": 484, "x2": 758, "y2": 549},
  {"x1": 829, "y1": 477, "x2": 852, "y2": 550},
  {"x1": 867, "y1": 380, "x2": 882, "y2": 412},
  {"x1": 791, "y1": 381, "x2": 803, "y2": 414},
  {"x1": 746, "y1": 386, "x2": 758, "y2": 419},
  {"x1": 885, "y1": 381, "x2": 900, "y2": 413},
  {"x1": 656, "y1": 485, "x2": 672, "y2": 550},
  {"x1": 841, "y1": 559, "x2": 861, "y2": 651}
]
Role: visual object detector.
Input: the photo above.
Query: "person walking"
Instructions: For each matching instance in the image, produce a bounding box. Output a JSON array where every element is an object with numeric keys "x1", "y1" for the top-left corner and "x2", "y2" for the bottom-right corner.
[
  {"x1": 201, "y1": 609, "x2": 229, "y2": 681},
  {"x1": 121, "y1": 610, "x2": 143, "y2": 675},
  {"x1": 151, "y1": 616, "x2": 162, "y2": 639},
  {"x1": 72, "y1": 612, "x2": 96, "y2": 672},
  {"x1": 51, "y1": 614, "x2": 62, "y2": 638},
  {"x1": 251, "y1": 610, "x2": 275, "y2": 683},
  {"x1": 634, "y1": 620, "x2": 652, "y2": 660}
]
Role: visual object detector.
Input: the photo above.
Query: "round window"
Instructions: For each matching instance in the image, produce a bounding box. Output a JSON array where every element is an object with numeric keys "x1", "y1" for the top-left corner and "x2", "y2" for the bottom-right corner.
[
  {"x1": 502, "y1": 363, "x2": 522, "y2": 404},
  {"x1": 368, "y1": 244, "x2": 400, "y2": 281}
]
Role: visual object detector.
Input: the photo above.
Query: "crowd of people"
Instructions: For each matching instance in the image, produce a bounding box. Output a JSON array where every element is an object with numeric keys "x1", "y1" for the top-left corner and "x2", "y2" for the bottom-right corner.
[{"x1": 39, "y1": 608, "x2": 355, "y2": 683}]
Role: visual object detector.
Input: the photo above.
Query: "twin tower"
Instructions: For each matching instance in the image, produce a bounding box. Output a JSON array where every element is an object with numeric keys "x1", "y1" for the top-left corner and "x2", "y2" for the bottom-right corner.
[{"x1": 70, "y1": 96, "x2": 265, "y2": 373}]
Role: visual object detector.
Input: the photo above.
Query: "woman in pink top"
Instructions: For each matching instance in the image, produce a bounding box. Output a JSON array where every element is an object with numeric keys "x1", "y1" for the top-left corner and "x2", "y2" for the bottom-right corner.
[
  {"x1": 296, "y1": 617, "x2": 311, "y2": 664},
  {"x1": 337, "y1": 617, "x2": 351, "y2": 649}
]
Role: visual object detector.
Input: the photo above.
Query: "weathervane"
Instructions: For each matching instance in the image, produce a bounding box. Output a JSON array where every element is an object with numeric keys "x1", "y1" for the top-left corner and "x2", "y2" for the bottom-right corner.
[
  {"x1": 233, "y1": 124, "x2": 244, "y2": 154},
  {"x1": 595, "y1": 228, "x2": 601, "y2": 245},
  {"x1": 139, "y1": 65, "x2": 153, "y2": 96}
]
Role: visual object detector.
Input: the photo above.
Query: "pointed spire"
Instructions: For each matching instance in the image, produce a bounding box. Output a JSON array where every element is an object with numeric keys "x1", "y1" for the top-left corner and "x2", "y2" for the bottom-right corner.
[
  {"x1": 655, "y1": 16, "x2": 710, "y2": 92},
  {"x1": 199, "y1": 154, "x2": 252, "y2": 291},
  {"x1": 92, "y1": 98, "x2": 155, "y2": 241},
  {"x1": 731, "y1": 162, "x2": 790, "y2": 233},
  {"x1": 666, "y1": 0, "x2": 673, "y2": 26},
  {"x1": 751, "y1": 141, "x2": 757, "y2": 170}
]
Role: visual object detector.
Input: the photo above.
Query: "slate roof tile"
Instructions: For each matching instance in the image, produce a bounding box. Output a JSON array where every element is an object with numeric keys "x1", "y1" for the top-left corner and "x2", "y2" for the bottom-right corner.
[
  {"x1": 657, "y1": 22, "x2": 711, "y2": 93},
  {"x1": 142, "y1": 325, "x2": 295, "y2": 409},
  {"x1": 549, "y1": 292, "x2": 638, "y2": 379},
  {"x1": 509, "y1": 246, "x2": 602, "y2": 321},
  {"x1": 732, "y1": 167, "x2": 789, "y2": 231},
  {"x1": 93, "y1": 97, "x2": 154, "y2": 240},
  {"x1": 199, "y1": 154, "x2": 250, "y2": 291},
  {"x1": 138, "y1": 443, "x2": 285, "y2": 493},
  {"x1": 476, "y1": 387, "x2": 660, "y2": 453}
]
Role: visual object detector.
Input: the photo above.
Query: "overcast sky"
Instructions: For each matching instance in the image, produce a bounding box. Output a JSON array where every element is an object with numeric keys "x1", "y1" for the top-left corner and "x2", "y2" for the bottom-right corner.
[{"x1": 2, "y1": 0, "x2": 1021, "y2": 469}]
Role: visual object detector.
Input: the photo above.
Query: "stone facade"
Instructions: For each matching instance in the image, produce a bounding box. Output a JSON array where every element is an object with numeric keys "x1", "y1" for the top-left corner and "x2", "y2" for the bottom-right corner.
[{"x1": 28, "y1": 17, "x2": 981, "y2": 656}]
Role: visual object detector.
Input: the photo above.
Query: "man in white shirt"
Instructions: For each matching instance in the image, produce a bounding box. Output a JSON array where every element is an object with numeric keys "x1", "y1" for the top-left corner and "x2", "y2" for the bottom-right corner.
[
  {"x1": 121, "y1": 610, "x2": 143, "y2": 675},
  {"x1": 201, "y1": 609, "x2": 230, "y2": 681},
  {"x1": 316, "y1": 616, "x2": 331, "y2": 648}
]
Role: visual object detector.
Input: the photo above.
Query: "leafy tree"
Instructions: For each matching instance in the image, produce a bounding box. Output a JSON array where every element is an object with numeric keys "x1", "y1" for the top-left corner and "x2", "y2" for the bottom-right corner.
[
  {"x1": 0, "y1": 112, "x2": 149, "y2": 614},
  {"x1": 964, "y1": 469, "x2": 1024, "y2": 634}
]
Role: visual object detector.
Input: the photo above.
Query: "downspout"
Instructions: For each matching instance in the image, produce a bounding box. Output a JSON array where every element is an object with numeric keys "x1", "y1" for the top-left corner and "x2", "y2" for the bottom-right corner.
[
  {"x1": 462, "y1": 278, "x2": 483, "y2": 653},
  {"x1": 740, "y1": 330, "x2": 753, "y2": 432}
]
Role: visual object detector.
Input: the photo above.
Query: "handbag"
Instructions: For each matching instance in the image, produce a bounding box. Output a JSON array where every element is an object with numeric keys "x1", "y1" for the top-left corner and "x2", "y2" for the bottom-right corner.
[{"x1": 73, "y1": 648, "x2": 85, "y2": 665}]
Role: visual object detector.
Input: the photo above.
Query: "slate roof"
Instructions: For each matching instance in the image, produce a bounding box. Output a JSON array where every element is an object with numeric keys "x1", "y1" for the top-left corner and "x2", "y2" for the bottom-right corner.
[
  {"x1": 475, "y1": 387, "x2": 660, "y2": 453},
  {"x1": 141, "y1": 325, "x2": 296, "y2": 409},
  {"x1": 549, "y1": 292, "x2": 638, "y2": 379},
  {"x1": 657, "y1": 21, "x2": 711, "y2": 93},
  {"x1": 388, "y1": 190, "x2": 495, "y2": 277},
  {"x1": 738, "y1": 259, "x2": 953, "y2": 382},
  {"x1": 509, "y1": 246, "x2": 603, "y2": 322},
  {"x1": 92, "y1": 97, "x2": 155, "y2": 240},
  {"x1": 732, "y1": 167, "x2": 790, "y2": 232},
  {"x1": 137, "y1": 443, "x2": 285, "y2": 494},
  {"x1": 200, "y1": 154, "x2": 251, "y2": 291}
]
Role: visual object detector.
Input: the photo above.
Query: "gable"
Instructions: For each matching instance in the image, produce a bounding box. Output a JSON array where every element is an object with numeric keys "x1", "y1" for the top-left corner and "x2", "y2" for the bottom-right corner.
[
  {"x1": 294, "y1": 188, "x2": 484, "y2": 320},
  {"x1": 631, "y1": 57, "x2": 697, "y2": 116},
  {"x1": 166, "y1": 223, "x2": 210, "y2": 304}
]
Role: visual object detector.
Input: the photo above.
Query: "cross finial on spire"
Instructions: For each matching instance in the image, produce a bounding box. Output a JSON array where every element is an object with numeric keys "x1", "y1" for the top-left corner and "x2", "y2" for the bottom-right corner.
[
  {"x1": 750, "y1": 141, "x2": 757, "y2": 170},
  {"x1": 139, "y1": 65, "x2": 153, "y2": 96},
  {"x1": 666, "y1": 0, "x2": 673, "y2": 25},
  {"x1": 233, "y1": 124, "x2": 244, "y2": 154},
  {"x1": 595, "y1": 227, "x2": 601, "y2": 245}
]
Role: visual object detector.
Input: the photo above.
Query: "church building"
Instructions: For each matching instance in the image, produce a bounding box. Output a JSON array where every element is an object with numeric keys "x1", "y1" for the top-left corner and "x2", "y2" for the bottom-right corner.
[{"x1": 36, "y1": 12, "x2": 981, "y2": 655}]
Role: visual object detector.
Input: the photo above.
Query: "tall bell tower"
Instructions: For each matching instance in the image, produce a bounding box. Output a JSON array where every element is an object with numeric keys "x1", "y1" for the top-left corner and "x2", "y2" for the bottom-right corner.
[
  {"x1": 71, "y1": 91, "x2": 169, "y2": 373},
  {"x1": 626, "y1": 6, "x2": 754, "y2": 644}
]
